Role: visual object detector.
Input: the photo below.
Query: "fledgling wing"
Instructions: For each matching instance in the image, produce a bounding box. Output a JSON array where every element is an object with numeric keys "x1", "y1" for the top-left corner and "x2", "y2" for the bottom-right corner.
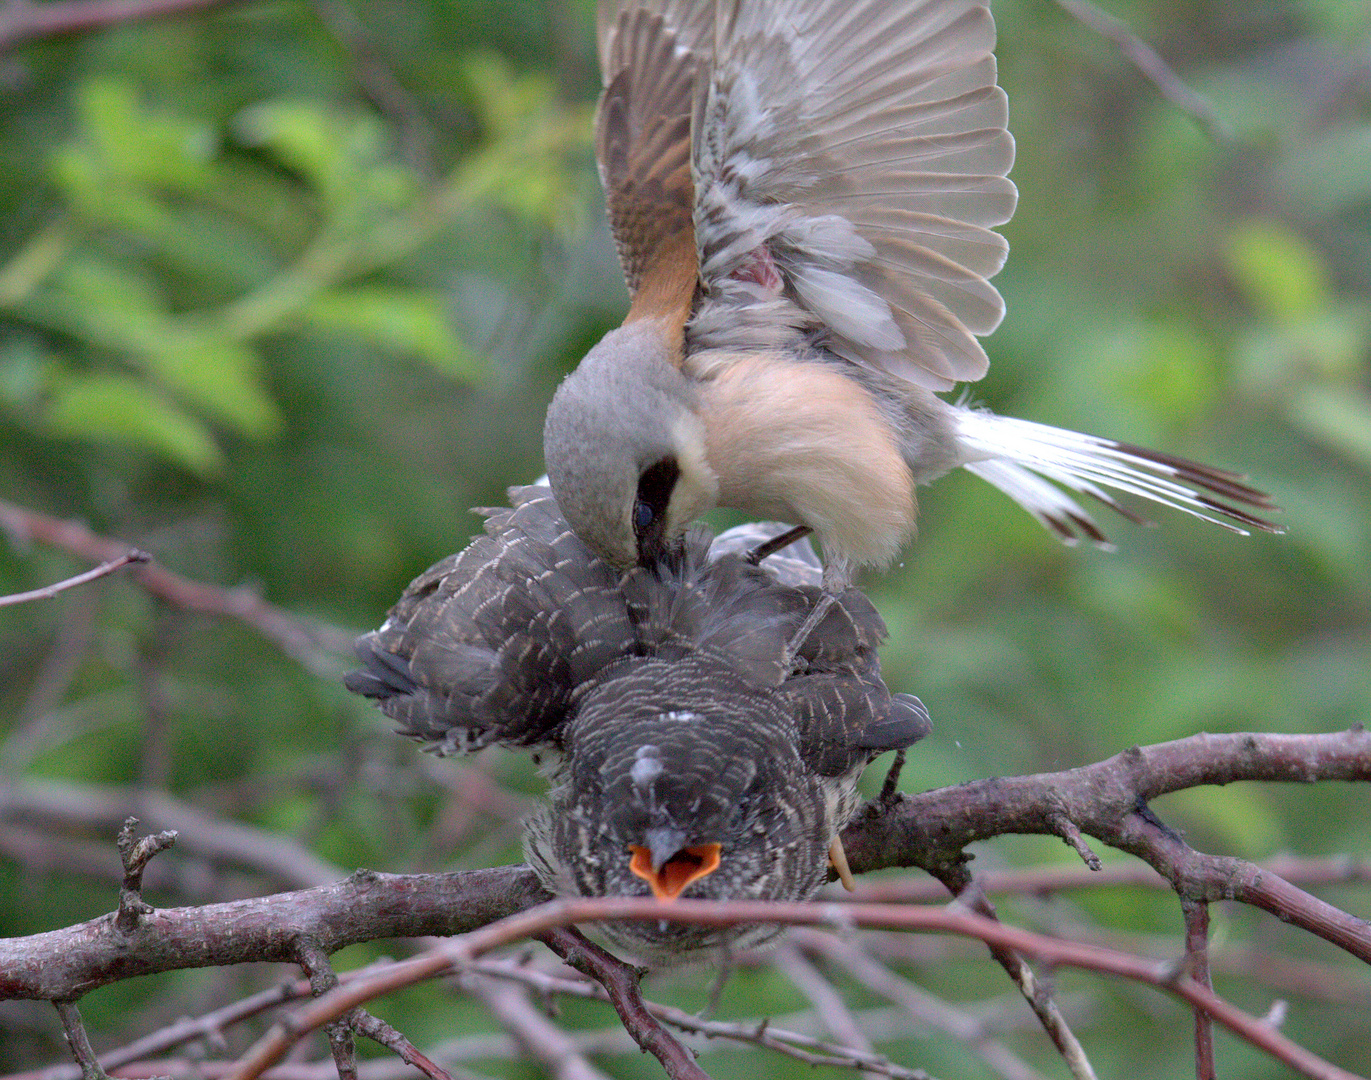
[
  {"x1": 619, "y1": 529, "x2": 812, "y2": 688},
  {"x1": 709, "y1": 522, "x2": 933, "y2": 774},
  {"x1": 689, "y1": 0, "x2": 1016, "y2": 390},
  {"x1": 596, "y1": 1, "x2": 713, "y2": 307},
  {"x1": 345, "y1": 487, "x2": 632, "y2": 754}
]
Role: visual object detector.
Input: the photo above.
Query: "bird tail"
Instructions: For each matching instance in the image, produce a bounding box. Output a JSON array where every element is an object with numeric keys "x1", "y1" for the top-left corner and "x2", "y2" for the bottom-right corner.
[{"x1": 952, "y1": 410, "x2": 1283, "y2": 546}]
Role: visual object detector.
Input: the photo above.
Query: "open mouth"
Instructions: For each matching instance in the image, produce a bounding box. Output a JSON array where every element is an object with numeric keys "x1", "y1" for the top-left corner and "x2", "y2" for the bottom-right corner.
[{"x1": 628, "y1": 842, "x2": 722, "y2": 900}]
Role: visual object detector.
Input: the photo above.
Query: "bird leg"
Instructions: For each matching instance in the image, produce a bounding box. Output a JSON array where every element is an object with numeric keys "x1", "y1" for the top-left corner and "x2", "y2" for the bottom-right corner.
[
  {"x1": 878, "y1": 748, "x2": 907, "y2": 806},
  {"x1": 744, "y1": 523, "x2": 812, "y2": 565},
  {"x1": 782, "y1": 555, "x2": 851, "y2": 669}
]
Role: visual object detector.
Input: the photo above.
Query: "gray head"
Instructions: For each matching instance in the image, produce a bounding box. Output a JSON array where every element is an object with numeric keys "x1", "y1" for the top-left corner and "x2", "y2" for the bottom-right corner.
[{"x1": 544, "y1": 322, "x2": 719, "y2": 566}]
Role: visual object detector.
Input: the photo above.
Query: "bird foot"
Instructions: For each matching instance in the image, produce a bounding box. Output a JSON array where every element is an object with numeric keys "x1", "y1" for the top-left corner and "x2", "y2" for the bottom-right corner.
[
  {"x1": 783, "y1": 589, "x2": 835, "y2": 669},
  {"x1": 878, "y1": 748, "x2": 908, "y2": 806}
]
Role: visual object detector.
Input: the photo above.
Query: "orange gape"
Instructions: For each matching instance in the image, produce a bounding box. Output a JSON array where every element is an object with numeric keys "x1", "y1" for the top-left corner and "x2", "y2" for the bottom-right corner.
[{"x1": 628, "y1": 843, "x2": 722, "y2": 900}]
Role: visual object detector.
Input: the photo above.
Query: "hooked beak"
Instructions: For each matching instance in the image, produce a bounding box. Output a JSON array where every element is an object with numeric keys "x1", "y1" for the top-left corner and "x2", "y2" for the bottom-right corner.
[{"x1": 628, "y1": 827, "x2": 722, "y2": 901}]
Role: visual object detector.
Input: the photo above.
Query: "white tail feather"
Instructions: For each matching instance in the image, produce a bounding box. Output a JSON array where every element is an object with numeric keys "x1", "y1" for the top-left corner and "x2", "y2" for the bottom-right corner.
[{"x1": 954, "y1": 410, "x2": 1280, "y2": 545}]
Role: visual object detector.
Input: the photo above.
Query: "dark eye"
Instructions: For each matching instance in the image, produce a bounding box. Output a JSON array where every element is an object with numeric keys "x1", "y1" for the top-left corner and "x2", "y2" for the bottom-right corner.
[{"x1": 633, "y1": 457, "x2": 682, "y2": 564}]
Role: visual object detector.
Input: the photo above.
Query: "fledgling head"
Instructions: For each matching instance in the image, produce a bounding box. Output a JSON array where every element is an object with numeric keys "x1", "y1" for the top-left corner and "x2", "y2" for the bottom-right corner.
[
  {"x1": 544, "y1": 323, "x2": 719, "y2": 567},
  {"x1": 524, "y1": 658, "x2": 831, "y2": 962}
]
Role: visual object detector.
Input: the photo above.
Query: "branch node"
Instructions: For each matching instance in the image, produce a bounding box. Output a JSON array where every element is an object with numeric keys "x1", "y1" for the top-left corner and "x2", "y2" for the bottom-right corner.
[
  {"x1": 1050, "y1": 813, "x2": 1103, "y2": 871},
  {"x1": 114, "y1": 817, "x2": 177, "y2": 933}
]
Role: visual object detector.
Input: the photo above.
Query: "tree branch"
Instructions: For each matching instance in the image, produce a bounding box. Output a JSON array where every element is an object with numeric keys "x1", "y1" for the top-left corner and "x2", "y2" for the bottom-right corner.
[
  {"x1": 842, "y1": 728, "x2": 1371, "y2": 962},
  {"x1": 227, "y1": 896, "x2": 1363, "y2": 1080},
  {"x1": 0, "y1": 550, "x2": 149, "y2": 608},
  {"x1": 3, "y1": 730, "x2": 1366, "y2": 1080},
  {"x1": 0, "y1": 0, "x2": 242, "y2": 53},
  {"x1": 538, "y1": 927, "x2": 710, "y2": 1080},
  {"x1": 0, "y1": 500, "x2": 354, "y2": 675}
]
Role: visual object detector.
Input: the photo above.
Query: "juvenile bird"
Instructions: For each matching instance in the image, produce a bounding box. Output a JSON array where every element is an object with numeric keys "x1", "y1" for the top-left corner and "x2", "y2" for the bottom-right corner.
[
  {"x1": 544, "y1": 0, "x2": 1281, "y2": 583},
  {"x1": 345, "y1": 486, "x2": 929, "y2": 962}
]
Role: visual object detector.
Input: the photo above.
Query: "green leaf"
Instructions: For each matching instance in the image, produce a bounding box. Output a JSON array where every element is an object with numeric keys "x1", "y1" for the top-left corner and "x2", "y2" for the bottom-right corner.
[
  {"x1": 234, "y1": 100, "x2": 417, "y2": 222},
  {"x1": 298, "y1": 287, "x2": 480, "y2": 379},
  {"x1": 22, "y1": 256, "x2": 282, "y2": 438},
  {"x1": 44, "y1": 373, "x2": 224, "y2": 476},
  {"x1": 140, "y1": 327, "x2": 283, "y2": 439},
  {"x1": 56, "y1": 79, "x2": 216, "y2": 196},
  {"x1": 1225, "y1": 219, "x2": 1330, "y2": 323}
]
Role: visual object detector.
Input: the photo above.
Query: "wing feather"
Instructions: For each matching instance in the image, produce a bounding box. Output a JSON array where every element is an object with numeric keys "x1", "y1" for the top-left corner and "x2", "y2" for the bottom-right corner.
[
  {"x1": 690, "y1": 0, "x2": 1017, "y2": 390},
  {"x1": 596, "y1": 2, "x2": 712, "y2": 300}
]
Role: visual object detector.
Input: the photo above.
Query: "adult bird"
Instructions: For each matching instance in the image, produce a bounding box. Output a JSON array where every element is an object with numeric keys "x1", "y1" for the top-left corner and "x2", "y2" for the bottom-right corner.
[
  {"x1": 544, "y1": 0, "x2": 1281, "y2": 585},
  {"x1": 345, "y1": 486, "x2": 930, "y2": 962}
]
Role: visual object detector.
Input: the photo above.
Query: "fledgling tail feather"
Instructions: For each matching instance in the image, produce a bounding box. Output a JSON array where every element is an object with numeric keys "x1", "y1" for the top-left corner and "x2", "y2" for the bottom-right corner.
[{"x1": 953, "y1": 411, "x2": 1283, "y2": 546}]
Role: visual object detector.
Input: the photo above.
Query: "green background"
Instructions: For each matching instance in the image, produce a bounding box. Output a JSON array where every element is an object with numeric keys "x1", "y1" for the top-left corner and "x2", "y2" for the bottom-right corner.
[{"x1": 1, "y1": 0, "x2": 1368, "y2": 1076}]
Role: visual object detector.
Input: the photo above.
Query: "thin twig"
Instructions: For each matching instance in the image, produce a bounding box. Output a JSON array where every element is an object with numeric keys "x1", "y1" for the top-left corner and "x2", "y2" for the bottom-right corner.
[
  {"x1": 799, "y1": 931, "x2": 1048, "y2": 1080},
  {"x1": 0, "y1": 550, "x2": 149, "y2": 608},
  {"x1": 0, "y1": 501, "x2": 354, "y2": 675},
  {"x1": 538, "y1": 927, "x2": 711, "y2": 1080},
  {"x1": 458, "y1": 973, "x2": 612, "y2": 1080},
  {"x1": 936, "y1": 867, "x2": 1097, "y2": 1080},
  {"x1": 1054, "y1": 0, "x2": 1229, "y2": 139},
  {"x1": 772, "y1": 945, "x2": 884, "y2": 1080},
  {"x1": 347, "y1": 1013, "x2": 456, "y2": 1080},
  {"x1": 1182, "y1": 900, "x2": 1216, "y2": 1080},
  {"x1": 467, "y1": 954, "x2": 936, "y2": 1078},
  {"x1": 851, "y1": 854, "x2": 1371, "y2": 904},
  {"x1": 1050, "y1": 814, "x2": 1103, "y2": 871},
  {"x1": 54, "y1": 1002, "x2": 109, "y2": 1080}
]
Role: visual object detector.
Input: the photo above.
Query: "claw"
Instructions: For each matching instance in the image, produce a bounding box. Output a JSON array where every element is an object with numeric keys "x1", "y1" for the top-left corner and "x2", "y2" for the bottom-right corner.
[{"x1": 828, "y1": 836, "x2": 856, "y2": 892}]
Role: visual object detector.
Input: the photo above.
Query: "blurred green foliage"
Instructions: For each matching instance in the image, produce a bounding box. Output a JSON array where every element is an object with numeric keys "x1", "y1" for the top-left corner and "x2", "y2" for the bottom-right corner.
[{"x1": 1, "y1": 1, "x2": 1368, "y2": 1077}]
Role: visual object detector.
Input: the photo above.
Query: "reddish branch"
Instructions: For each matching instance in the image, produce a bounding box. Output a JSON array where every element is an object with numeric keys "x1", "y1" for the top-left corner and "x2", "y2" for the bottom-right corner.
[
  {"x1": 852, "y1": 855, "x2": 1371, "y2": 903},
  {"x1": 222, "y1": 895, "x2": 1360, "y2": 1080},
  {"x1": 0, "y1": 0, "x2": 242, "y2": 52},
  {"x1": 6, "y1": 730, "x2": 1366, "y2": 1007},
  {"x1": 0, "y1": 500, "x2": 355, "y2": 674},
  {"x1": 2, "y1": 730, "x2": 1366, "y2": 1080}
]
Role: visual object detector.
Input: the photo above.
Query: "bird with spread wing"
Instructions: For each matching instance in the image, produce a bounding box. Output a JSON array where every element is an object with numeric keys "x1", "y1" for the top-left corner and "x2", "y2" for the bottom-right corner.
[{"x1": 544, "y1": 0, "x2": 1281, "y2": 587}]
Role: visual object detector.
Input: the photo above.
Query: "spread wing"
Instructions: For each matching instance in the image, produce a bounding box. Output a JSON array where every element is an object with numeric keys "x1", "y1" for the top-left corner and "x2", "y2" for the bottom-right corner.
[
  {"x1": 596, "y1": 1, "x2": 713, "y2": 310},
  {"x1": 689, "y1": 0, "x2": 1017, "y2": 390}
]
